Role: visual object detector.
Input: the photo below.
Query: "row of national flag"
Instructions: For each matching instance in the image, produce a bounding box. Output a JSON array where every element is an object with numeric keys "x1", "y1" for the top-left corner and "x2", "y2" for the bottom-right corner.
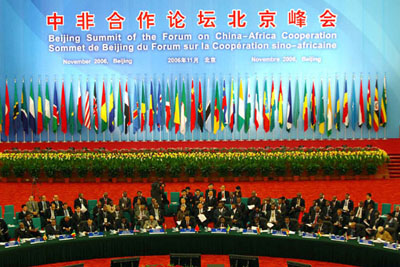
[{"x1": 0, "y1": 76, "x2": 388, "y2": 139}]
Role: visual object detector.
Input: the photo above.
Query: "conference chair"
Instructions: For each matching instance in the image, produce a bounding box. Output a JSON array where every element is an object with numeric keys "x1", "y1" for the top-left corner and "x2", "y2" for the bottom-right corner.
[
  {"x1": 32, "y1": 217, "x2": 41, "y2": 230},
  {"x1": 169, "y1": 192, "x2": 180, "y2": 215},
  {"x1": 241, "y1": 197, "x2": 248, "y2": 205},
  {"x1": 56, "y1": 216, "x2": 64, "y2": 226},
  {"x1": 382, "y1": 203, "x2": 392, "y2": 215},
  {"x1": 3, "y1": 212, "x2": 16, "y2": 225},
  {"x1": 4, "y1": 205, "x2": 14, "y2": 215}
]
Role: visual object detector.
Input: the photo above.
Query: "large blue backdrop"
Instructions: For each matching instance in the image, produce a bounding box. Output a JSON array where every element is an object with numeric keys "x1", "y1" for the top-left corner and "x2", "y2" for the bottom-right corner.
[{"x1": 0, "y1": 0, "x2": 398, "y2": 142}]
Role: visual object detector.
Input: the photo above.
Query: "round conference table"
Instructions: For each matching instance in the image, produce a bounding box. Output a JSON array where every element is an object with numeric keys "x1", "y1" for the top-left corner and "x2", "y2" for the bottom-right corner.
[{"x1": 1, "y1": 230, "x2": 399, "y2": 267}]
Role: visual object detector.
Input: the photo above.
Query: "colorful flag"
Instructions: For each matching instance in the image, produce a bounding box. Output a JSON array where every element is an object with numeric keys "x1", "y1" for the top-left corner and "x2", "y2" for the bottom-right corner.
[
  {"x1": 229, "y1": 79, "x2": 235, "y2": 132},
  {"x1": 263, "y1": 80, "x2": 270, "y2": 132},
  {"x1": 366, "y1": 78, "x2": 372, "y2": 130},
  {"x1": 76, "y1": 81, "x2": 83, "y2": 134},
  {"x1": 156, "y1": 82, "x2": 162, "y2": 131},
  {"x1": 29, "y1": 80, "x2": 36, "y2": 134},
  {"x1": 213, "y1": 81, "x2": 220, "y2": 134},
  {"x1": 342, "y1": 79, "x2": 349, "y2": 128},
  {"x1": 44, "y1": 81, "x2": 51, "y2": 131},
  {"x1": 358, "y1": 78, "x2": 365, "y2": 128},
  {"x1": 84, "y1": 81, "x2": 91, "y2": 130},
  {"x1": 140, "y1": 82, "x2": 146, "y2": 132},
  {"x1": 117, "y1": 81, "x2": 124, "y2": 128},
  {"x1": 335, "y1": 79, "x2": 341, "y2": 131},
  {"x1": 124, "y1": 81, "x2": 131, "y2": 134},
  {"x1": 13, "y1": 80, "x2": 20, "y2": 133},
  {"x1": 293, "y1": 79, "x2": 300, "y2": 129},
  {"x1": 173, "y1": 80, "x2": 180, "y2": 134},
  {"x1": 165, "y1": 81, "x2": 171, "y2": 132},
  {"x1": 93, "y1": 81, "x2": 99, "y2": 133},
  {"x1": 4, "y1": 81, "x2": 10, "y2": 136},
  {"x1": 37, "y1": 81, "x2": 43, "y2": 135},
  {"x1": 108, "y1": 82, "x2": 115, "y2": 133},
  {"x1": 380, "y1": 76, "x2": 387, "y2": 127},
  {"x1": 205, "y1": 79, "x2": 212, "y2": 132},
  {"x1": 132, "y1": 82, "x2": 140, "y2": 134},
  {"x1": 254, "y1": 80, "x2": 261, "y2": 131},
  {"x1": 101, "y1": 81, "x2": 107, "y2": 133},
  {"x1": 351, "y1": 78, "x2": 357, "y2": 131},
  {"x1": 197, "y1": 80, "x2": 204, "y2": 132},
  {"x1": 21, "y1": 80, "x2": 29, "y2": 134},
  {"x1": 310, "y1": 81, "x2": 317, "y2": 131},
  {"x1": 180, "y1": 80, "x2": 187, "y2": 135},
  {"x1": 270, "y1": 80, "x2": 276, "y2": 132},
  {"x1": 327, "y1": 80, "x2": 333, "y2": 137},
  {"x1": 237, "y1": 79, "x2": 245, "y2": 131},
  {"x1": 373, "y1": 79, "x2": 379, "y2": 132},
  {"x1": 190, "y1": 79, "x2": 196, "y2": 132},
  {"x1": 148, "y1": 81, "x2": 154, "y2": 132},
  {"x1": 68, "y1": 82, "x2": 75, "y2": 135},
  {"x1": 286, "y1": 80, "x2": 292, "y2": 132},
  {"x1": 221, "y1": 80, "x2": 228, "y2": 131},
  {"x1": 318, "y1": 80, "x2": 325, "y2": 135},
  {"x1": 302, "y1": 81, "x2": 308, "y2": 132},
  {"x1": 52, "y1": 82, "x2": 59, "y2": 134},
  {"x1": 244, "y1": 80, "x2": 251, "y2": 133},
  {"x1": 278, "y1": 80, "x2": 284, "y2": 129}
]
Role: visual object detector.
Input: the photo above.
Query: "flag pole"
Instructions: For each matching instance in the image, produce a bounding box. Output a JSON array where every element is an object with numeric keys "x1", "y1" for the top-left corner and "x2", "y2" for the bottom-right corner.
[
  {"x1": 119, "y1": 130, "x2": 122, "y2": 142},
  {"x1": 135, "y1": 132, "x2": 137, "y2": 142},
  {"x1": 360, "y1": 127, "x2": 363, "y2": 140},
  {"x1": 296, "y1": 127, "x2": 299, "y2": 140},
  {"x1": 375, "y1": 131, "x2": 378, "y2": 140},
  {"x1": 47, "y1": 126, "x2": 49, "y2": 143},
  {"x1": 87, "y1": 129, "x2": 89, "y2": 142},
  {"x1": 344, "y1": 127, "x2": 347, "y2": 140},
  {"x1": 111, "y1": 132, "x2": 113, "y2": 142},
  {"x1": 160, "y1": 130, "x2": 161, "y2": 142},
  {"x1": 191, "y1": 131, "x2": 193, "y2": 141},
  {"x1": 103, "y1": 132, "x2": 105, "y2": 142},
  {"x1": 15, "y1": 133, "x2": 17, "y2": 143},
  {"x1": 23, "y1": 132, "x2": 25, "y2": 143},
  {"x1": 384, "y1": 127, "x2": 386, "y2": 140},
  {"x1": 312, "y1": 130, "x2": 314, "y2": 140},
  {"x1": 368, "y1": 129, "x2": 370, "y2": 140},
  {"x1": 151, "y1": 131, "x2": 154, "y2": 142},
  {"x1": 64, "y1": 133, "x2": 66, "y2": 142},
  {"x1": 280, "y1": 128, "x2": 283, "y2": 141},
  {"x1": 55, "y1": 132, "x2": 58, "y2": 142},
  {"x1": 71, "y1": 134, "x2": 74, "y2": 142},
  {"x1": 79, "y1": 132, "x2": 82, "y2": 142},
  {"x1": 31, "y1": 132, "x2": 33, "y2": 143}
]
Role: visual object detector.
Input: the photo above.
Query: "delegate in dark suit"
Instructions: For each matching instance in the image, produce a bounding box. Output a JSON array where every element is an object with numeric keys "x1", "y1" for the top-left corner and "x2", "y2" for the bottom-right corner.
[
  {"x1": 45, "y1": 222, "x2": 61, "y2": 236},
  {"x1": 180, "y1": 216, "x2": 196, "y2": 229}
]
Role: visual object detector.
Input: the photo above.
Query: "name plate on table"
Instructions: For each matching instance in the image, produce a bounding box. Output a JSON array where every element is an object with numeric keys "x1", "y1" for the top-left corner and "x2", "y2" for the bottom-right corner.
[
  {"x1": 88, "y1": 232, "x2": 104, "y2": 238},
  {"x1": 330, "y1": 235, "x2": 346, "y2": 242},
  {"x1": 271, "y1": 230, "x2": 288, "y2": 237},
  {"x1": 119, "y1": 230, "x2": 134, "y2": 236},
  {"x1": 149, "y1": 229, "x2": 165, "y2": 234},
  {"x1": 5, "y1": 241, "x2": 20, "y2": 248},
  {"x1": 383, "y1": 243, "x2": 398, "y2": 250},
  {"x1": 180, "y1": 229, "x2": 196, "y2": 234},
  {"x1": 211, "y1": 228, "x2": 227, "y2": 234},
  {"x1": 243, "y1": 229, "x2": 258, "y2": 235},
  {"x1": 59, "y1": 235, "x2": 74, "y2": 241},
  {"x1": 358, "y1": 239, "x2": 374, "y2": 246},
  {"x1": 302, "y1": 233, "x2": 318, "y2": 239},
  {"x1": 30, "y1": 238, "x2": 45, "y2": 244}
]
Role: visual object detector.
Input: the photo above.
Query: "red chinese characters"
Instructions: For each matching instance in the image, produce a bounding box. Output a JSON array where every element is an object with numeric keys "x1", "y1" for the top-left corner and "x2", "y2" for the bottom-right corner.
[
  {"x1": 76, "y1": 11, "x2": 95, "y2": 31},
  {"x1": 166, "y1": 10, "x2": 186, "y2": 29},
  {"x1": 197, "y1": 10, "x2": 216, "y2": 28},
  {"x1": 136, "y1": 11, "x2": 156, "y2": 30},
  {"x1": 46, "y1": 12, "x2": 64, "y2": 31},
  {"x1": 106, "y1": 11, "x2": 126, "y2": 30},
  {"x1": 258, "y1": 9, "x2": 277, "y2": 28},
  {"x1": 288, "y1": 9, "x2": 307, "y2": 28},
  {"x1": 227, "y1": 9, "x2": 247, "y2": 29},
  {"x1": 319, "y1": 9, "x2": 337, "y2": 28}
]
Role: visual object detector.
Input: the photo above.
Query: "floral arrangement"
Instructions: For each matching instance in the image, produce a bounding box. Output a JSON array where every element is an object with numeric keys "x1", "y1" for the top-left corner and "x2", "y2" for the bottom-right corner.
[{"x1": 0, "y1": 146, "x2": 389, "y2": 179}]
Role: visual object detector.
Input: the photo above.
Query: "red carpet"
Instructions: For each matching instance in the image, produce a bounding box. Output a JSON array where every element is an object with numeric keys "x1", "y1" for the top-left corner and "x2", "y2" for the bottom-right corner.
[{"x1": 35, "y1": 255, "x2": 356, "y2": 267}]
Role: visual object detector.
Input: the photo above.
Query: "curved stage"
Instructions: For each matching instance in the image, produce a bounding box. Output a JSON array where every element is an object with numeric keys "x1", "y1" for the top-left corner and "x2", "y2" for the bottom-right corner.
[{"x1": 1, "y1": 231, "x2": 399, "y2": 267}]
